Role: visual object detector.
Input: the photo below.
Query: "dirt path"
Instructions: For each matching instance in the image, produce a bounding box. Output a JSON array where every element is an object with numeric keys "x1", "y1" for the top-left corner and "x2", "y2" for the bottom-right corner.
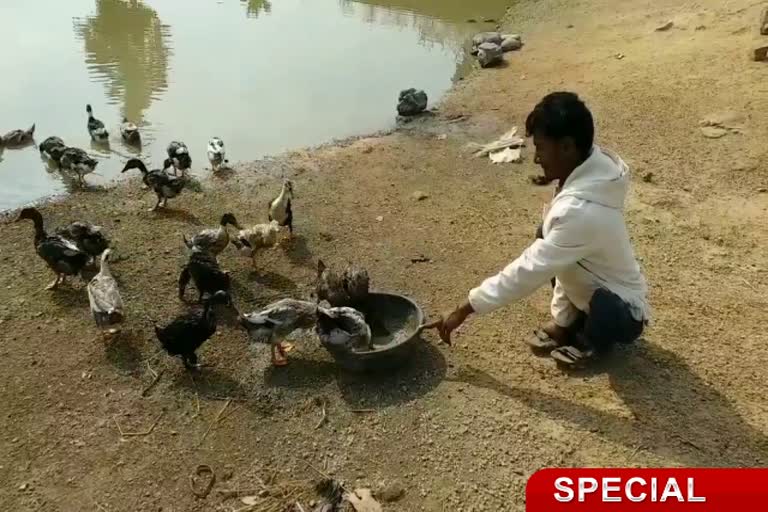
[{"x1": 2, "y1": 0, "x2": 768, "y2": 510}]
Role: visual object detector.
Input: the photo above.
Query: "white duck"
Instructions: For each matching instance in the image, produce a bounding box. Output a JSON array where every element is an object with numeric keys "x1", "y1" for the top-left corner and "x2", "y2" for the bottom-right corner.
[
  {"x1": 207, "y1": 137, "x2": 227, "y2": 171},
  {"x1": 87, "y1": 249, "x2": 125, "y2": 335},
  {"x1": 268, "y1": 180, "x2": 294, "y2": 238},
  {"x1": 239, "y1": 299, "x2": 317, "y2": 366}
]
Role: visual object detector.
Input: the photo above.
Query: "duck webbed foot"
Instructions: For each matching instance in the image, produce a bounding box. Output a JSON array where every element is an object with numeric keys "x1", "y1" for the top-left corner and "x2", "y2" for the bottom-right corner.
[
  {"x1": 271, "y1": 344, "x2": 289, "y2": 367},
  {"x1": 45, "y1": 274, "x2": 63, "y2": 290}
]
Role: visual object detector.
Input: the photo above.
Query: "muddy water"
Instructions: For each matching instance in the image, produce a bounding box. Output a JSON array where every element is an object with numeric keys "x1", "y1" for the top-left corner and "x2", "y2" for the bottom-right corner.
[{"x1": 0, "y1": 0, "x2": 509, "y2": 211}]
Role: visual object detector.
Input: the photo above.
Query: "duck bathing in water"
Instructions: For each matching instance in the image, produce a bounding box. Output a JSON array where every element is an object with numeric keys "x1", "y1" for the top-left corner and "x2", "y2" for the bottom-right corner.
[
  {"x1": 1, "y1": 124, "x2": 35, "y2": 148},
  {"x1": 86, "y1": 104, "x2": 108, "y2": 141},
  {"x1": 59, "y1": 147, "x2": 99, "y2": 187},
  {"x1": 39, "y1": 136, "x2": 67, "y2": 163},
  {"x1": 16, "y1": 207, "x2": 91, "y2": 290},
  {"x1": 120, "y1": 118, "x2": 140, "y2": 144},
  {"x1": 316, "y1": 306, "x2": 373, "y2": 353}
]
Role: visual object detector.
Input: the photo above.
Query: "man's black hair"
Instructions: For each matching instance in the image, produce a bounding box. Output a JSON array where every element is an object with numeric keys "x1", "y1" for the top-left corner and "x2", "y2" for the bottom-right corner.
[{"x1": 525, "y1": 92, "x2": 594, "y2": 159}]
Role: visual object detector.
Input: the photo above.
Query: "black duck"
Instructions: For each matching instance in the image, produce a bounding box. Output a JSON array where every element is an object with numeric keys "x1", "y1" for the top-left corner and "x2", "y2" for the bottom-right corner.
[
  {"x1": 178, "y1": 250, "x2": 232, "y2": 303},
  {"x1": 16, "y1": 207, "x2": 90, "y2": 290},
  {"x1": 121, "y1": 158, "x2": 186, "y2": 211},
  {"x1": 154, "y1": 290, "x2": 230, "y2": 369}
]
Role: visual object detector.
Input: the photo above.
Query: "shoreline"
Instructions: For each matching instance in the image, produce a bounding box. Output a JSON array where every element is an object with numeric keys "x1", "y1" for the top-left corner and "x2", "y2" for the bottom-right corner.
[{"x1": 3, "y1": 1, "x2": 768, "y2": 510}]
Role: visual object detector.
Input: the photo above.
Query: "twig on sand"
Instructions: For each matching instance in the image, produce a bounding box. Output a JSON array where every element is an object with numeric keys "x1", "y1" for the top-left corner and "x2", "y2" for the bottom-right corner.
[
  {"x1": 314, "y1": 398, "x2": 328, "y2": 430},
  {"x1": 740, "y1": 276, "x2": 759, "y2": 293},
  {"x1": 113, "y1": 410, "x2": 165, "y2": 438},
  {"x1": 305, "y1": 461, "x2": 352, "y2": 495},
  {"x1": 295, "y1": 501, "x2": 307, "y2": 512},
  {"x1": 200, "y1": 398, "x2": 232, "y2": 444},
  {"x1": 628, "y1": 444, "x2": 643, "y2": 462},
  {"x1": 141, "y1": 363, "x2": 164, "y2": 397},
  {"x1": 188, "y1": 373, "x2": 201, "y2": 416}
]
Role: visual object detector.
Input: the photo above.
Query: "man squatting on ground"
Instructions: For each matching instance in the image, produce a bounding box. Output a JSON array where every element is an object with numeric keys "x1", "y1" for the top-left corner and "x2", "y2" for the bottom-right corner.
[{"x1": 434, "y1": 92, "x2": 651, "y2": 367}]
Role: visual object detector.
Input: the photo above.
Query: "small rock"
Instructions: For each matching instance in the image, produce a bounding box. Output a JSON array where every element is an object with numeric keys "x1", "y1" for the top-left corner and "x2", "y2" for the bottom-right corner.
[
  {"x1": 695, "y1": 25, "x2": 706, "y2": 31},
  {"x1": 397, "y1": 88, "x2": 428, "y2": 116},
  {"x1": 258, "y1": 489, "x2": 270, "y2": 498},
  {"x1": 378, "y1": 483, "x2": 406, "y2": 502},
  {"x1": 642, "y1": 172, "x2": 654, "y2": 183},
  {"x1": 477, "y1": 42, "x2": 504, "y2": 68},
  {"x1": 500, "y1": 34, "x2": 522, "y2": 52},
  {"x1": 483, "y1": 18, "x2": 496, "y2": 23},
  {"x1": 467, "y1": 18, "x2": 477, "y2": 23},
  {"x1": 615, "y1": 52, "x2": 625, "y2": 60},
  {"x1": 700, "y1": 126, "x2": 728, "y2": 139},
  {"x1": 361, "y1": 145, "x2": 373, "y2": 154},
  {"x1": 471, "y1": 31, "x2": 502, "y2": 54},
  {"x1": 761, "y1": 7, "x2": 768, "y2": 35},
  {"x1": 376, "y1": 216, "x2": 384, "y2": 222},
  {"x1": 412, "y1": 191, "x2": 429, "y2": 201},
  {"x1": 753, "y1": 45, "x2": 768, "y2": 62},
  {"x1": 655, "y1": 21, "x2": 674, "y2": 32},
  {"x1": 566, "y1": 24, "x2": 574, "y2": 29},
  {"x1": 758, "y1": 188, "x2": 767, "y2": 193},
  {"x1": 18, "y1": 483, "x2": 28, "y2": 491}
]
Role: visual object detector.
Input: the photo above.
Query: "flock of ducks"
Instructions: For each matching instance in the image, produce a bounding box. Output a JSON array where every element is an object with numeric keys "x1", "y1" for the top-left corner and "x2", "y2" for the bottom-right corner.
[
  {"x1": 13, "y1": 130, "x2": 375, "y2": 369},
  {"x1": 1, "y1": 105, "x2": 229, "y2": 195}
]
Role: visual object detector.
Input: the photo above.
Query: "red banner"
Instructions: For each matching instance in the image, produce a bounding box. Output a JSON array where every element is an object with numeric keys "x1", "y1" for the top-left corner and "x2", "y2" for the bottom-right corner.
[{"x1": 527, "y1": 468, "x2": 768, "y2": 510}]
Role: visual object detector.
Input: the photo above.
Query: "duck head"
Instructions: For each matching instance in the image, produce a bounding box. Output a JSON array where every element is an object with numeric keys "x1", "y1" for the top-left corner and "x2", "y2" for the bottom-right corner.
[
  {"x1": 283, "y1": 179, "x2": 294, "y2": 198},
  {"x1": 121, "y1": 158, "x2": 148, "y2": 174},
  {"x1": 86, "y1": 104, "x2": 93, "y2": 117},
  {"x1": 205, "y1": 289, "x2": 232, "y2": 307},
  {"x1": 16, "y1": 207, "x2": 43, "y2": 224},
  {"x1": 220, "y1": 213, "x2": 242, "y2": 229}
]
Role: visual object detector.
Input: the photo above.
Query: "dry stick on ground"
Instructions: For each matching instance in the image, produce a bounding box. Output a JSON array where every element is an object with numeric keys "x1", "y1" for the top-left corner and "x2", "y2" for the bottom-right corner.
[
  {"x1": 141, "y1": 363, "x2": 164, "y2": 397},
  {"x1": 314, "y1": 398, "x2": 327, "y2": 430},
  {"x1": 350, "y1": 408, "x2": 376, "y2": 414},
  {"x1": 305, "y1": 461, "x2": 353, "y2": 496},
  {"x1": 199, "y1": 398, "x2": 232, "y2": 444},
  {"x1": 113, "y1": 410, "x2": 165, "y2": 438},
  {"x1": 188, "y1": 373, "x2": 201, "y2": 416}
]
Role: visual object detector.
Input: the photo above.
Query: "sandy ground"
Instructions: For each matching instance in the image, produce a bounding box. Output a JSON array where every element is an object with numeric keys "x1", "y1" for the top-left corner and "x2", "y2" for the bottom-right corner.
[{"x1": 2, "y1": 0, "x2": 768, "y2": 510}]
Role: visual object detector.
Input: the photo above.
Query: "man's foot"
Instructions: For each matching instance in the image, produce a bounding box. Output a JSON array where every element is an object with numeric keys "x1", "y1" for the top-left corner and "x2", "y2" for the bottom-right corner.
[
  {"x1": 526, "y1": 321, "x2": 571, "y2": 352},
  {"x1": 550, "y1": 345, "x2": 594, "y2": 368}
]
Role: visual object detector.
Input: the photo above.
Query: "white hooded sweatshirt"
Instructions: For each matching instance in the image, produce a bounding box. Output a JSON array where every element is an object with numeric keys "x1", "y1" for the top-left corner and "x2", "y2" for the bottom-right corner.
[{"x1": 468, "y1": 145, "x2": 650, "y2": 326}]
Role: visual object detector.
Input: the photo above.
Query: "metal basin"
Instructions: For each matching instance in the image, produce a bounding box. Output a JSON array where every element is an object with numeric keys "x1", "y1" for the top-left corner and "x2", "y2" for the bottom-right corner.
[{"x1": 323, "y1": 292, "x2": 425, "y2": 372}]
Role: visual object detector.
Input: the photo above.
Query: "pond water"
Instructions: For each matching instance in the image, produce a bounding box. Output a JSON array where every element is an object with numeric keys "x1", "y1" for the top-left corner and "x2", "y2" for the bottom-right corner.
[{"x1": 0, "y1": 0, "x2": 509, "y2": 211}]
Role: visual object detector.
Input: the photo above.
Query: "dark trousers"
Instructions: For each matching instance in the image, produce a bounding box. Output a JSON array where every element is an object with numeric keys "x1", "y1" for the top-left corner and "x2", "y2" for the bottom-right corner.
[{"x1": 536, "y1": 224, "x2": 644, "y2": 352}]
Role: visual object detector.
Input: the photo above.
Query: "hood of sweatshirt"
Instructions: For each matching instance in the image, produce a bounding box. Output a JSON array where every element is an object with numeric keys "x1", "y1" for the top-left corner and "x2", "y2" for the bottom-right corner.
[{"x1": 556, "y1": 145, "x2": 629, "y2": 209}]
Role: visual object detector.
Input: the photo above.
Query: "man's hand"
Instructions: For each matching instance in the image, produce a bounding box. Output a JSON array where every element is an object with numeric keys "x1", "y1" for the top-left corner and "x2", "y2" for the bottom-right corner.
[{"x1": 424, "y1": 301, "x2": 474, "y2": 345}]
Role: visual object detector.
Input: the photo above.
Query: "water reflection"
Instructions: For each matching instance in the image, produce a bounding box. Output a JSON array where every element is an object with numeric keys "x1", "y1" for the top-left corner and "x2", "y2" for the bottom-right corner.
[
  {"x1": 348, "y1": 0, "x2": 507, "y2": 22},
  {"x1": 73, "y1": 0, "x2": 172, "y2": 123},
  {"x1": 241, "y1": 0, "x2": 272, "y2": 19}
]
